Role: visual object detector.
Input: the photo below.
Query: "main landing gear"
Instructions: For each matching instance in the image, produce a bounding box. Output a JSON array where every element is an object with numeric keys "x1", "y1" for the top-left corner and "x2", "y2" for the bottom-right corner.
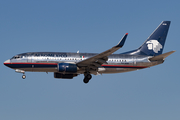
[{"x1": 83, "y1": 73, "x2": 92, "y2": 84}]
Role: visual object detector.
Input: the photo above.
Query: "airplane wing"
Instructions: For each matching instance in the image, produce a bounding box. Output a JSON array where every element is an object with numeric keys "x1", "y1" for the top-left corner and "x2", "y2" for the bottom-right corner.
[{"x1": 76, "y1": 33, "x2": 128, "y2": 70}]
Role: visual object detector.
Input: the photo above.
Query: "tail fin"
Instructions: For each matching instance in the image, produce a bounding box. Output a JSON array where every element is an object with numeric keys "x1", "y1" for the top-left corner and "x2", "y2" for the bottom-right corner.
[{"x1": 123, "y1": 21, "x2": 171, "y2": 56}]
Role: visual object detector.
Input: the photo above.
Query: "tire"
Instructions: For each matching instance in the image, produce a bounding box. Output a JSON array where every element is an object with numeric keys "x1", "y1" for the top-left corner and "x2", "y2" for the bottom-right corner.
[
  {"x1": 86, "y1": 74, "x2": 92, "y2": 80},
  {"x1": 83, "y1": 74, "x2": 92, "y2": 83},
  {"x1": 83, "y1": 78, "x2": 89, "y2": 83},
  {"x1": 22, "y1": 75, "x2": 26, "y2": 79}
]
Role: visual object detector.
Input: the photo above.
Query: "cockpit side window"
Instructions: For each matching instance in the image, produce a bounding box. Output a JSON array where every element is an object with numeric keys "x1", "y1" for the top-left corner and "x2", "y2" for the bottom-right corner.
[{"x1": 11, "y1": 55, "x2": 21, "y2": 59}]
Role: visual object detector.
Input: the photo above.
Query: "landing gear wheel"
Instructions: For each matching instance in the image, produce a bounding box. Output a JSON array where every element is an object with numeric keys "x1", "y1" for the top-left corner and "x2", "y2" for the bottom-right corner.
[
  {"x1": 86, "y1": 74, "x2": 92, "y2": 80},
  {"x1": 22, "y1": 75, "x2": 26, "y2": 79},
  {"x1": 83, "y1": 78, "x2": 89, "y2": 84},
  {"x1": 83, "y1": 74, "x2": 92, "y2": 84}
]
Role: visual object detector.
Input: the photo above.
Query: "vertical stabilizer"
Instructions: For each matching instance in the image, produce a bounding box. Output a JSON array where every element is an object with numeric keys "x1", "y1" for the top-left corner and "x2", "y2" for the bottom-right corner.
[{"x1": 122, "y1": 21, "x2": 171, "y2": 56}]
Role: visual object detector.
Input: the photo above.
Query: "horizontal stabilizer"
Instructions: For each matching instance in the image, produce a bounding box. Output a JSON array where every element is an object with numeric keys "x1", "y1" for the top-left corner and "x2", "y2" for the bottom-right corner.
[{"x1": 149, "y1": 51, "x2": 175, "y2": 61}]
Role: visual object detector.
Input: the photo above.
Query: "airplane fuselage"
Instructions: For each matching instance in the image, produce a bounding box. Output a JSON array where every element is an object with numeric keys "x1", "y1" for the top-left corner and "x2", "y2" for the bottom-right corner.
[{"x1": 4, "y1": 52, "x2": 162, "y2": 75}]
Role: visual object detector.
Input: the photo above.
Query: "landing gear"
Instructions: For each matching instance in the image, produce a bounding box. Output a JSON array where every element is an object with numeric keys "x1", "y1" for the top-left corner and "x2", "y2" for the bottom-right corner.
[
  {"x1": 15, "y1": 69, "x2": 26, "y2": 79},
  {"x1": 83, "y1": 74, "x2": 92, "y2": 84},
  {"x1": 22, "y1": 74, "x2": 26, "y2": 79}
]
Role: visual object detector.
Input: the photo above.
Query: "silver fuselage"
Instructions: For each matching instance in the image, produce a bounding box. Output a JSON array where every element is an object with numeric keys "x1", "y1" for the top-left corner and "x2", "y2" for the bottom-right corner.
[{"x1": 4, "y1": 52, "x2": 163, "y2": 75}]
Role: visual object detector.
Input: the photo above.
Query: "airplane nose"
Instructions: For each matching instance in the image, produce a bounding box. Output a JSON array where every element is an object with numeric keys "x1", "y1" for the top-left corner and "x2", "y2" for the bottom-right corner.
[
  {"x1": 4, "y1": 59, "x2": 10, "y2": 66},
  {"x1": 4, "y1": 59, "x2": 10, "y2": 63}
]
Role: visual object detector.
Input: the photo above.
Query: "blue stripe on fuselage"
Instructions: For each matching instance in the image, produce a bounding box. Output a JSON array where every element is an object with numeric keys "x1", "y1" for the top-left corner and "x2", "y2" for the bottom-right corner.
[{"x1": 4, "y1": 63, "x2": 147, "y2": 69}]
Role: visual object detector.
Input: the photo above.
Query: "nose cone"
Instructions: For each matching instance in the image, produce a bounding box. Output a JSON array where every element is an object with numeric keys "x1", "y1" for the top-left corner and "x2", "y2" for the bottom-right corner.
[
  {"x1": 4, "y1": 59, "x2": 10, "y2": 67},
  {"x1": 4, "y1": 59, "x2": 10, "y2": 63}
]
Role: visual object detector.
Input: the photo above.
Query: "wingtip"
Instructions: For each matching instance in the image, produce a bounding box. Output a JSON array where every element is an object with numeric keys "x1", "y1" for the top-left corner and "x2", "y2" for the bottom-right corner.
[{"x1": 116, "y1": 33, "x2": 128, "y2": 47}]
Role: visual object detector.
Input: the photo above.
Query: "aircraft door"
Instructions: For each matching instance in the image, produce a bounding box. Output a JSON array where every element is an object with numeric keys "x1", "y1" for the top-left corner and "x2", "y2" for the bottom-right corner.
[
  {"x1": 27, "y1": 56, "x2": 32, "y2": 63},
  {"x1": 133, "y1": 56, "x2": 136, "y2": 66}
]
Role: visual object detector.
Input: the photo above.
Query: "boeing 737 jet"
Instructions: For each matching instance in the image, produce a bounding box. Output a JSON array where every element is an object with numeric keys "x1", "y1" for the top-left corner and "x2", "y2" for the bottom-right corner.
[{"x1": 4, "y1": 21, "x2": 175, "y2": 83}]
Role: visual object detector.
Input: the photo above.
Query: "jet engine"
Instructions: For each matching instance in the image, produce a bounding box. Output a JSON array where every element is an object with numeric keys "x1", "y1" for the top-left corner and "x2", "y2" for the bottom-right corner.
[
  {"x1": 58, "y1": 63, "x2": 77, "y2": 73},
  {"x1": 54, "y1": 72, "x2": 78, "y2": 79}
]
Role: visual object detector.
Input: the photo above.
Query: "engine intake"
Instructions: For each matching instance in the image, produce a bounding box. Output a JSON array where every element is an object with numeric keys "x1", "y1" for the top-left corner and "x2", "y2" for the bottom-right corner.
[{"x1": 58, "y1": 63, "x2": 77, "y2": 73}]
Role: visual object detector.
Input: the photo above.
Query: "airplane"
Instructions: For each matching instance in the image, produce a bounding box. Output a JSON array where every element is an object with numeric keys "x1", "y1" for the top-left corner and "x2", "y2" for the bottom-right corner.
[{"x1": 4, "y1": 21, "x2": 175, "y2": 83}]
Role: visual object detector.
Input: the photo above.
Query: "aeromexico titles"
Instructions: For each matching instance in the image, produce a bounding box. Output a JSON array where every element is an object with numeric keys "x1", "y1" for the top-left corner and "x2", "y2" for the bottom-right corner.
[{"x1": 4, "y1": 21, "x2": 175, "y2": 83}]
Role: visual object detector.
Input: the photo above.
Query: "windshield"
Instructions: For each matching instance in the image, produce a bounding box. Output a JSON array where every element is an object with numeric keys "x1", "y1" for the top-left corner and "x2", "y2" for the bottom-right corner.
[{"x1": 11, "y1": 55, "x2": 21, "y2": 59}]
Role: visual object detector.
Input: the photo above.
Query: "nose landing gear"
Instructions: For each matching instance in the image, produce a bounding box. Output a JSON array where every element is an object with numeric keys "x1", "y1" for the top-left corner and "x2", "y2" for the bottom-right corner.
[
  {"x1": 15, "y1": 69, "x2": 26, "y2": 79},
  {"x1": 22, "y1": 74, "x2": 26, "y2": 79}
]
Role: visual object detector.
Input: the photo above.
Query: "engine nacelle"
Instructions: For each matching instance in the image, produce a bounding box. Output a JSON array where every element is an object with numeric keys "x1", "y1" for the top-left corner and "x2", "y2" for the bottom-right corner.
[
  {"x1": 54, "y1": 72, "x2": 78, "y2": 79},
  {"x1": 58, "y1": 63, "x2": 77, "y2": 73}
]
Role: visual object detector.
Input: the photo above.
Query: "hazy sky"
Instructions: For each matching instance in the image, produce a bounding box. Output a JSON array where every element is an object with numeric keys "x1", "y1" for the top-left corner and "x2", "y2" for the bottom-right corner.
[{"x1": 0, "y1": 0, "x2": 179, "y2": 120}]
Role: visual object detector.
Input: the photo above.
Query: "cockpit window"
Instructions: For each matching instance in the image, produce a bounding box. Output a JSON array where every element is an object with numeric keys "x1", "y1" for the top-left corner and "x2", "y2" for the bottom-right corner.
[
  {"x1": 15, "y1": 56, "x2": 20, "y2": 59},
  {"x1": 11, "y1": 56, "x2": 21, "y2": 59}
]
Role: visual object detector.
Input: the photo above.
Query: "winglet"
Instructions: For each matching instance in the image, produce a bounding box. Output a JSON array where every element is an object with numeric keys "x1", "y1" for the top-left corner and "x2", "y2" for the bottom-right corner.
[{"x1": 116, "y1": 33, "x2": 128, "y2": 47}]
